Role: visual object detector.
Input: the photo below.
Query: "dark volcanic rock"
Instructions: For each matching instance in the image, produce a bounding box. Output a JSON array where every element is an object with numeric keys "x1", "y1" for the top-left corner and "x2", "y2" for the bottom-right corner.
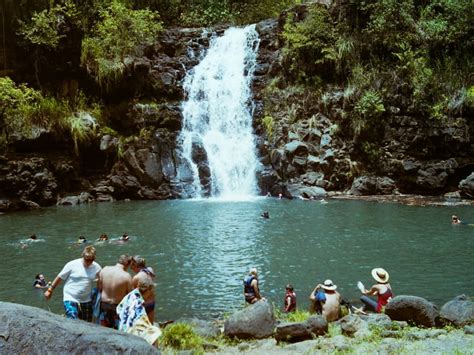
[
  {"x1": 440, "y1": 295, "x2": 474, "y2": 327},
  {"x1": 224, "y1": 300, "x2": 276, "y2": 339},
  {"x1": 385, "y1": 296, "x2": 440, "y2": 327},
  {"x1": 275, "y1": 315, "x2": 327, "y2": 343}
]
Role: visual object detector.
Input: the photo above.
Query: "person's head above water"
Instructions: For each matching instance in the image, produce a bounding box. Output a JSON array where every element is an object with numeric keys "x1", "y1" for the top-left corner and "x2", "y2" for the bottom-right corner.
[
  {"x1": 261, "y1": 211, "x2": 269, "y2": 219},
  {"x1": 452, "y1": 215, "x2": 461, "y2": 224},
  {"x1": 120, "y1": 233, "x2": 129, "y2": 241},
  {"x1": 29, "y1": 234, "x2": 37, "y2": 240}
]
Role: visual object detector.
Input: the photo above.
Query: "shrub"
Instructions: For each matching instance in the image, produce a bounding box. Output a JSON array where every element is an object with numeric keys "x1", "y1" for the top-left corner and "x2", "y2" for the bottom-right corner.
[
  {"x1": 0, "y1": 77, "x2": 101, "y2": 153},
  {"x1": 19, "y1": 2, "x2": 79, "y2": 49},
  {"x1": 354, "y1": 90, "x2": 385, "y2": 119},
  {"x1": 160, "y1": 322, "x2": 204, "y2": 351},
  {"x1": 262, "y1": 115, "x2": 275, "y2": 138},
  {"x1": 360, "y1": 0, "x2": 416, "y2": 51},
  {"x1": 418, "y1": 0, "x2": 474, "y2": 52},
  {"x1": 81, "y1": 0, "x2": 162, "y2": 88},
  {"x1": 282, "y1": 4, "x2": 336, "y2": 82}
]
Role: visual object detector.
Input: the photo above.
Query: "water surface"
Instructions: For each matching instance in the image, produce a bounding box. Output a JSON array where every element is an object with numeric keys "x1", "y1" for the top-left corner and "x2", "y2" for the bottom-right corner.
[{"x1": 0, "y1": 199, "x2": 472, "y2": 321}]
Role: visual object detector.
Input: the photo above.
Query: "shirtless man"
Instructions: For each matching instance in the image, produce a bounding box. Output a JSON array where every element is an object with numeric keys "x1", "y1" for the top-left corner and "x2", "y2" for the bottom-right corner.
[
  {"x1": 309, "y1": 279, "x2": 341, "y2": 321},
  {"x1": 131, "y1": 256, "x2": 156, "y2": 323},
  {"x1": 97, "y1": 255, "x2": 132, "y2": 328}
]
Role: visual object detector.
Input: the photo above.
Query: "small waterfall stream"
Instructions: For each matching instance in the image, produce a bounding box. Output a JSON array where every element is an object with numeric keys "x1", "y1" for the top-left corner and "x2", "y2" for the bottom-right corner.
[{"x1": 178, "y1": 25, "x2": 260, "y2": 199}]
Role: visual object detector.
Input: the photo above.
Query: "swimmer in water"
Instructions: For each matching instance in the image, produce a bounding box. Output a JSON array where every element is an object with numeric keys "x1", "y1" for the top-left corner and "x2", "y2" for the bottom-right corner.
[
  {"x1": 97, "y1": 234, "x2": 109, "y2": 242},
  {"x1": 451, "y1": 215, "x2": 462, "y2": 225},
  {"x1": 77, "y1": 236, "x2": 87, "y2": 244}
]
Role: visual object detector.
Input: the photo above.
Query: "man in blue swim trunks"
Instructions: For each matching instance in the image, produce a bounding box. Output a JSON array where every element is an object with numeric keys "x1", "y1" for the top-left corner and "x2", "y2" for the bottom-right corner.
[{"x1": 45, "y1": 246, "x2": 102, "y2": 322}]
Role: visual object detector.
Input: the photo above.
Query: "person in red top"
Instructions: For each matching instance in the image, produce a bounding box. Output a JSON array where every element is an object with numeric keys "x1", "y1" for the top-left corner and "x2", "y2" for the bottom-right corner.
[
  {"x1": 360, "y1": 267, "x2": 393, "y2": 313},
  {"x1": 283, "y1": 284, "x2": 297, "y2": 313}
]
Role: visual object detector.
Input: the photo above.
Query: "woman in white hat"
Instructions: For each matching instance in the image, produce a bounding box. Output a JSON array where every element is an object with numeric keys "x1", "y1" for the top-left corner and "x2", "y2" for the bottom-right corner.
[{"x1": 359, "y1": 268, "x2": 393, "y2": 313}]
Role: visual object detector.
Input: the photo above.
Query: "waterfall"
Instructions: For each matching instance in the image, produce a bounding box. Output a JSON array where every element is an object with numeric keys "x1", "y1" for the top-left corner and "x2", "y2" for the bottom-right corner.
[{"x1": 178, "y1": 25, "x2": 260, "y2": 199}]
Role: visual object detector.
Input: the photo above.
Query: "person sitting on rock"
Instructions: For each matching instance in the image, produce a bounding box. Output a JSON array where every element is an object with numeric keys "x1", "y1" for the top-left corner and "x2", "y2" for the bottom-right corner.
[
  {"x1": 243, "y1": 268, "x2": 263, "y2": 304},
  {"x1": 309, "y1": 279, "x2": 341, "y2": 321},
  {"x1": 359, "y1": 267, "x2": 393, "y2": 313},
  {"x1": 283, "y1": 284, "x2": 297, "y2": 313}
]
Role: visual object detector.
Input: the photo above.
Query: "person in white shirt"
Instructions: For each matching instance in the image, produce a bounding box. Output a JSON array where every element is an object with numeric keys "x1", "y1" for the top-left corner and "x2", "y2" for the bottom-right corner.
[{"x1": 44, "y1": 246, "x2": 101, "y2": 322}]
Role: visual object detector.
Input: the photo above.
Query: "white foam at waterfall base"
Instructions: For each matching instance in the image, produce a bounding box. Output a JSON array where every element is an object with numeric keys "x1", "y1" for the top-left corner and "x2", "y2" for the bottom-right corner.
[{"x1": 178, "y1": 25, "x2": 260, "y2": 201}]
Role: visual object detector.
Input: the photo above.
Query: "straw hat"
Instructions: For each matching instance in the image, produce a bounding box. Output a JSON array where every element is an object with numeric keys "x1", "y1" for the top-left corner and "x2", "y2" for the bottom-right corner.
[
  {"x1": 371, "y1": 268, "x2": 389, "y2": 283},
  {"x1": 321, "y1": 279, "x2": 337, "y2": 291}
]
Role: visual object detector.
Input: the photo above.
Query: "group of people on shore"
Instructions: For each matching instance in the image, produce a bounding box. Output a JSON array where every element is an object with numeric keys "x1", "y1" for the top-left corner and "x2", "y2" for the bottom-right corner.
[
  {"x1": 43, "y1": 246, "x2": 160, "y2": 344},
  {"x1": 243, "y1": 267, "x2": 393, "y2": 321}
]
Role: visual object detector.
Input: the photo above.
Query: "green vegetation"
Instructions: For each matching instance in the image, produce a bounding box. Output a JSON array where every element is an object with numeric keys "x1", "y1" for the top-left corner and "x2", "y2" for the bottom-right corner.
[
  {"x1": 0, "y1": 77, "x2": 101, "y2": 154},
  {"x1": 160, "y1": 322, "x2": 204, "y2": 351},
  {"x1": 270, "y1": 0, "x2": 474, "y2": 164},
  {"x1": 81, "y1": 1, "x2": 162, "y2": 88}
]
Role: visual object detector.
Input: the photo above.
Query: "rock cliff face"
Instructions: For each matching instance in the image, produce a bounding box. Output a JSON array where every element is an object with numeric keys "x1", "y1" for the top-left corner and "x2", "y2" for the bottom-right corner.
[{"x1": 1, "y1": 2, "x2": 473, "y2": 212}]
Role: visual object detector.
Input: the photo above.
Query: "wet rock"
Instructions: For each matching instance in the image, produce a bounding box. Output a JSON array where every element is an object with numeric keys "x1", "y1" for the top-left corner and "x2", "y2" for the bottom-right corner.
[
  {"x1": 284, "y1": 141, "x2": 309, "y2": 158},
  {"x1": 286, "y1": 184, "x2": 327, "y2": 199},
  {"x1": 349, "y1": 176, "x2": 396, "y2": 195},
  {"x1": 0, "y1": 301, "x2": 158, "y2": 353},
  {"x1": 275, "y1": 315, "x2": 327, "y2": 343},
  {"x1": 100, "y1": 135, "x2": 119, "y2": 152},
  {"x1": 257, "y1": 167, "x2": 279, "y2": 195},
  {"x1": 385, "y1": 295, "x2": 439, "y2": 327},
  {"x1": 465, "y1": 325, "x2": 474, "y2": 335},
  {"x1": 57, "y1": 196, "x2": 79, "y2": 206},
  {"x1": 224, "y1": 300, "x2": 276, "y2": 339},
  {"x1": 440, "y1": 295, "x2": 474, "y2": 327},
  {"x1": 459, "y1": 172, "x2": 474, "y2": 198},
  {"x1": 339, "y1": 314, "x2": 368, "y2": 336}
]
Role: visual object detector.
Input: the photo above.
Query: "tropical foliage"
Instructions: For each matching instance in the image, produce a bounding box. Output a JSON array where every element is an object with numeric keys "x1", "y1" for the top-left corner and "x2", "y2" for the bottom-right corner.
[{"x1": 81, "y1": 1, "x2": 162, "y2": 88}]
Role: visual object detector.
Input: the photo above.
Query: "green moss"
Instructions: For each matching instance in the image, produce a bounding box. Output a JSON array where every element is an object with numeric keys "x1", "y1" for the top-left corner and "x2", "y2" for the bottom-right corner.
[{"x1": 160, "y1": 322, "x2": 204, "y2": 351}]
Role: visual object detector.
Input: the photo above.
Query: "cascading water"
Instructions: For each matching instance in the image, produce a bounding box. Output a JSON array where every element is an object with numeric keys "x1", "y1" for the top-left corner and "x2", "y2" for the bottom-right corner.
[{"x1": 177, "y1": 25, "x2": 260, "y2": 199}]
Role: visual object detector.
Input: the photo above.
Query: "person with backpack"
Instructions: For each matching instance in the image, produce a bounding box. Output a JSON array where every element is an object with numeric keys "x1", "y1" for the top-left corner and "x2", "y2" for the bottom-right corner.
[
  {"x1": 309, "y1": 279, "x2": 341, "y2": 321},
  {"x1": 243, "y1": 268, "x2": 262, "y2": 304}
]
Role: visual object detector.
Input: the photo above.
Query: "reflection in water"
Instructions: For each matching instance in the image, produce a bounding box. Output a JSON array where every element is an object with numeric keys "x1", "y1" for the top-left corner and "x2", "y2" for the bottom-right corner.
[{"x1": 0, "y1": 199, "x2": 473, "y2": 321}]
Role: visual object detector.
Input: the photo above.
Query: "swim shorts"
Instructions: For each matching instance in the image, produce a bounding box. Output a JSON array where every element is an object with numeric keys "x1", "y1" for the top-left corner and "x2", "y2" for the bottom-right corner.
[{"x1": 64, "y1": 301, "x2": 93, "y2": 322}]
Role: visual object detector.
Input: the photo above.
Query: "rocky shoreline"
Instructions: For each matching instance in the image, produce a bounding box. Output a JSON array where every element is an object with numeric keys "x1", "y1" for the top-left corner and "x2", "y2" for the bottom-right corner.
[{"x1": 1, "y1": 294, "x2": 473, "y2": 353}]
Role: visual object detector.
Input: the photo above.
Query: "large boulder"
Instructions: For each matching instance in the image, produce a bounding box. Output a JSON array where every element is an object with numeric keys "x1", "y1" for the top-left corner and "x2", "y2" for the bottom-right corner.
[
  {"x1": 284, "y1": 141, "x2": 309, "y2": 158},
  {"x1": 286, "y1": 183, "x2": 327, "y2": 199},
  {"x1": 275, "y1": 315, "x2": 327, "y2": 343},
  {"x1": 440, "y1": 295, "x2": 474, "y2": 327},
  {"x1": 224, "y1": 300, "x2": 276, "y2": 339},
  {"x1": 0, "y1": 302, "x2": 158, "y2": 354},
  {"x1": 459, "y1": 173, "x2": 474, "y2": 198},
  {"x1": 385, "y1": 296, "x2": 439, "y2": 327},
  {"x1": 349, "y1": 176, "x2": 397, "y2": 195}
]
